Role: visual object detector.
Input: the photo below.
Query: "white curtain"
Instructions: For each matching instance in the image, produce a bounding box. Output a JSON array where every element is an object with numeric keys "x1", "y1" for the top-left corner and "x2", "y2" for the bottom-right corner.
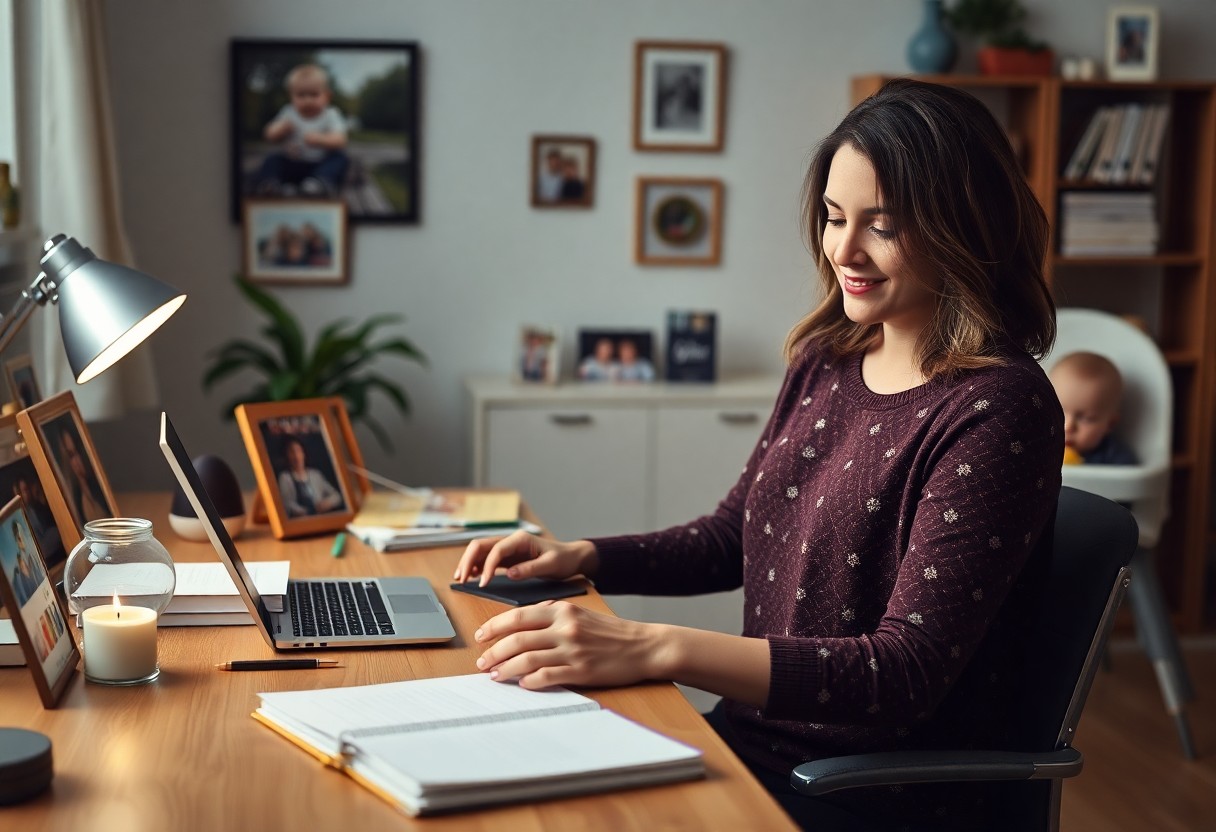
[{"x1": 35, "y1": 0, "x2": 158, "y2": 419}]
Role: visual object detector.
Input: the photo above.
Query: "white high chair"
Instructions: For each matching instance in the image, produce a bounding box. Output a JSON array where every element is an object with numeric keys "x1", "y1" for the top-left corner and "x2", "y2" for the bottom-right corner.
[{"x1": 1043, "y1": 307, "x2": 1197, "y2": 759}]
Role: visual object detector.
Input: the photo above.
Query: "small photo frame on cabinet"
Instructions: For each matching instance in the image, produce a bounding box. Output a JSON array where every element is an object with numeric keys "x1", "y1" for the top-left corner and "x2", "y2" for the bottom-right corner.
[
  {"x1": 4, "y1": 354, "x2": 42, "y2": 410},
  {"x1": 633, "y1": 41, "x2": 727, "y2": 152},
  {"x1": 235, "y1": 399, "x2": 357, "y2": 539},
  {"x1": 1106, "y1": 6, "x2": 1159, "y2": 81},
  {"x1": 0, "y1": 494, "x2": 79, "y2": 707},
  {"x1": 17, "y1": 391, "x2": 120, "y2": 553},
  {"x1": 531, "y1": 136, "x2": 596, "y2": 208},
  {"x1": 517, "y1": 326, "x2": 560, "y2": 384},
  {"x1": 577, "y1": 329, "x2": 656, "y2": 383},
  {"x1": 635, "y1": 176, "x2": 723, "y2": 266},
  {"x1": 243, "y1": 198, "x2": 349, "y2": 285}
]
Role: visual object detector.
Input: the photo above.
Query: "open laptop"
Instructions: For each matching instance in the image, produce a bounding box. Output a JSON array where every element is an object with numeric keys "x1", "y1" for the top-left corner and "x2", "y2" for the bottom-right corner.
[{"x1": 159, "y1": 412, "x2": 455, "y2": 649}]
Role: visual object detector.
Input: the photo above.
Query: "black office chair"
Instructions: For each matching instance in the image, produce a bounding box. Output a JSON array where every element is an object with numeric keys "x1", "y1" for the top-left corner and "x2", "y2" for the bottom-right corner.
[{"x1": 790, "y1": 486, "x2": 1138, "y2": 832}]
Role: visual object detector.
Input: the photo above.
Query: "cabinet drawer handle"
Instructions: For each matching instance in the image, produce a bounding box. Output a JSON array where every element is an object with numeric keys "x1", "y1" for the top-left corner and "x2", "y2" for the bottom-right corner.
[
  {"x1": 550, "y1": 413, "x2": 594, "y2": 427},
  {"x1": 718, "y1": 412, "x2": 760, "y2": 426}
]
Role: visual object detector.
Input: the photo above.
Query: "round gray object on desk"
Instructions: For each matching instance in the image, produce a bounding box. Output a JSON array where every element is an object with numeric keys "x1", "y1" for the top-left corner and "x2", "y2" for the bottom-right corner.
[{"x1": 0, "y1": 727, "x2": 53, "y2": 804}]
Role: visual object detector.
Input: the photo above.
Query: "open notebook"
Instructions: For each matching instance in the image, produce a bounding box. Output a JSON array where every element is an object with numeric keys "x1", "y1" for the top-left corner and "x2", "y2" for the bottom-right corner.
[{"x1": 253, "y1": 672, "x2": 704, "y2": 815}]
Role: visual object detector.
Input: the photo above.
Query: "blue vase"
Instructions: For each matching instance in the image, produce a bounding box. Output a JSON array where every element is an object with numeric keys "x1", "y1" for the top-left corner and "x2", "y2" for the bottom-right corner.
[{"x1": 907, "y1": 0, "x2": 957, "y2": 73}]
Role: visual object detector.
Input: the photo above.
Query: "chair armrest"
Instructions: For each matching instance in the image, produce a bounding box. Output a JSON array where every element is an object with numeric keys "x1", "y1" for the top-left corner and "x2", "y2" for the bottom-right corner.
[
  {"x1": 1060, "y1": 463, "x2": 1169, "y2": 503},
  {"x1": 789, "y1": 747, "x2": 1083, "y2": 796}
]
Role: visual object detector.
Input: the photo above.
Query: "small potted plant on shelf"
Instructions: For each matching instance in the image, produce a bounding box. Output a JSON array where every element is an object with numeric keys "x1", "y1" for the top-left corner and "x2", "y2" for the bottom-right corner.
[
  {"x1": 946, "y1": 0, "x2": 1054, "y2": 76},
  {"x1": 202, "y1": 276, "x2": 427, "y2": 451}
]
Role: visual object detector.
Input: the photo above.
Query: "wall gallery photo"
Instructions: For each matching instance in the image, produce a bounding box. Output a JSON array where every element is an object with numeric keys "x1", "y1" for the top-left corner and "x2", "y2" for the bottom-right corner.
[
  {"x1": 243, "y1": 199, "x2": 349, "y2": 285},
  {"x1": 230, "y1": 39, "x2": 420, "y2": 223},
  {"x1": 635, "y1": 177, "x2": 724, "y2": 266},
  {"x1": 531, "y1": 136, "x2": 596, "y2": 208},
  {"x1": 633, "y1": 41, "x2": 727, "y2": 152}
]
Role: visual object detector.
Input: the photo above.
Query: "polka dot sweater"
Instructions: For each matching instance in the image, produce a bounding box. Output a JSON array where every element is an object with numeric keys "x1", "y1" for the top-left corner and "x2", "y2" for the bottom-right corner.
[{"x1": 592, "y1": 346, "x2": 1063, "y2": 779}]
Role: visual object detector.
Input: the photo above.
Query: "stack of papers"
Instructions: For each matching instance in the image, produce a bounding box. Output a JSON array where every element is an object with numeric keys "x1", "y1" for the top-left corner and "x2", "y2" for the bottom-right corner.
[{"x1": 346, "y1": 489, "x2": 540, "y2": 552}]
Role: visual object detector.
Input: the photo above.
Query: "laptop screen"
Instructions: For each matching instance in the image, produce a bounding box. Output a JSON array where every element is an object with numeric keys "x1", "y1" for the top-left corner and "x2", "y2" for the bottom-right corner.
[{"x1": 158, "y1": 413, "x2": 271, "y2": 629}]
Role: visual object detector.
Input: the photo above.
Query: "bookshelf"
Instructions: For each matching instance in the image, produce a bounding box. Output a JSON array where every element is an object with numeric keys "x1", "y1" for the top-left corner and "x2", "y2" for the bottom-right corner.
[{"x1": 852, "y1": 75, "x2": 1216, "y2": 632}]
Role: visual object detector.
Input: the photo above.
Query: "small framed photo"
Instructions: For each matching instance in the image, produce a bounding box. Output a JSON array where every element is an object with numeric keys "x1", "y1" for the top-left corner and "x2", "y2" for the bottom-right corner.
[
  {"x1": 633, "y1": 41, "x2": 727, "y2": 153},
  {"x1": 230, "y1": 38, "x2": 420, "y2": 224},
  {"x1": 577, "y1": 329, "x2": 656, "y2": 383},
  {"x1": 0, "y1": 495, "x2": 78, "y2": 707},
  {"x1": 234, "y1": 400, "x2": 357, "y2": 539},
  {"x1": 531, "y1": 136, "x2": 596, "y2": 208},
  {"x1": 1107, "y1": 7, "x2": 1160, "y2": 81},
  {"x1": 0, "y1": 443, "x2": 68, "y2": 589},
  {"x1": 17, "y1": 392, "x2": 120, "y2": 552},
  {"x1": 4, "y1": 354, "x2": 42, "y2": 410},
  {"x1": 666, "y1": 310, "x2": 717, "y2": 383},
  {"x1": 243, "y1": 198, "x2": 349, "y2": 285},
  {"x1": 635, "y1": 176, "x2": 724, "y2": 266},
  {"x1": 517, "y1": 326, "x2": 560, "y2": 384}
]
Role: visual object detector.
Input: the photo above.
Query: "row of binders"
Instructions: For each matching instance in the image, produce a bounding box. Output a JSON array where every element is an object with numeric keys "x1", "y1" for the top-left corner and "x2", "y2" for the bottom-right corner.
[{"x1": 1063, "y1": 103, "x2": 1170, "y2": 186}]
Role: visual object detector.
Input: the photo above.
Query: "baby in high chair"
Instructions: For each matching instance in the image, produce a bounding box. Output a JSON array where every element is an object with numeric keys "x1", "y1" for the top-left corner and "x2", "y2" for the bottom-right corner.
[{"x1": 1049, "y1": 351, "x2": 1138, "y2": 465}]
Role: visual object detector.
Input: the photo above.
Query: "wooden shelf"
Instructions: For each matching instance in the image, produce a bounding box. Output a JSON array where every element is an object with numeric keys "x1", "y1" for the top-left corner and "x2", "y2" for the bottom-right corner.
[
  {"x1": 1164, "y1": 350, "x2": 1200, "y2": 367},
  {"x1": 1053, "y1": 254, "x2": 1203, "y2": 267}
]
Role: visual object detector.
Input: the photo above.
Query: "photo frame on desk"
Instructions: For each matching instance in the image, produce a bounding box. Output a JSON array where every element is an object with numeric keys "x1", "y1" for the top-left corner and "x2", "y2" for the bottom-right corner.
[
  {"x1": 235, "y1": 399, "x2": 357, "y2": 539},
  {"x1": 0, "y1": 494, "x2": 79, "y2": 708},
  {"x1": 17, "y1": 392, "x2": 120, "y2": 553},
  {"x1": 0, "y1": 419, "x2": 67, "y2": 594},
  {"x1": 4, "y1": 354, "x2": 42, "y2": 410}
]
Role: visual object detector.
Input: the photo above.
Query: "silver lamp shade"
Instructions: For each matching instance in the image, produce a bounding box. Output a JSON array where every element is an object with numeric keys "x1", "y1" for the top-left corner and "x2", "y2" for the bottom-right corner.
[{"x1": 40, "y1": 236, "x2": 187, "y2": 383}]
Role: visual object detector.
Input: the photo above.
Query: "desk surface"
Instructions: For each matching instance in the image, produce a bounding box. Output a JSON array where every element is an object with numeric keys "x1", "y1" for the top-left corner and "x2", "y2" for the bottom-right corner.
[{"x1": 1, "y1": 493, "x2": 795, "y2": 831}]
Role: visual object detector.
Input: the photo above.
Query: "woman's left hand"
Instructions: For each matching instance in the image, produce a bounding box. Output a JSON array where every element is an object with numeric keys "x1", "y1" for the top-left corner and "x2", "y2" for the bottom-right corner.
[{"x1": 474, "y1": 601, "x2": 662, "y2": 690}]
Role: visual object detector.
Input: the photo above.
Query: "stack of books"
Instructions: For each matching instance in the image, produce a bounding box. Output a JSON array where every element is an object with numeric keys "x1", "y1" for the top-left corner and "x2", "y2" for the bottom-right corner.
[
  {"x1": 1059, "y1": 191, "x2": 1158, "y2": 256},
  {"x1": 346, "y1": 488, "x2": 539, "y2": 553},
  {"x1": 1062, "y1": 102, "x2": 1170, "y2": 186},
  {"x1": 159, "y1": 561, "x2": 290, "y2": 626}
]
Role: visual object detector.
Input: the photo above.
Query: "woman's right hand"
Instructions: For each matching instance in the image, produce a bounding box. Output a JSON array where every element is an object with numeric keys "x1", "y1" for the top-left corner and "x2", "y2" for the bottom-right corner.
[{"x1": 453, "y1": 531, "x2": 599, "y2": 587}]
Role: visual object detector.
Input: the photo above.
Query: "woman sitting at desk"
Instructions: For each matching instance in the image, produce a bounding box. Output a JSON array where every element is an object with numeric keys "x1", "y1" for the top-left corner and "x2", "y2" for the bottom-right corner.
[{"x1": 456, "y1": 79, "x2": 1062, "y2": 831}]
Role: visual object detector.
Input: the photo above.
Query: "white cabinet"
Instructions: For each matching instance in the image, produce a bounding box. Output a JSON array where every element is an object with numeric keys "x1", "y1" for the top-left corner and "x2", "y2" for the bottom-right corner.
[{"x1": 468, "y1": 376, "x2": 781, "y2": 712}]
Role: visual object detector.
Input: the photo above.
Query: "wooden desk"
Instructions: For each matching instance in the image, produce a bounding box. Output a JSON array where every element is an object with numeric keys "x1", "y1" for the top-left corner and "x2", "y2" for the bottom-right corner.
[{"x1": 1, "y1": 493, "x2": 795, "y2": 831}]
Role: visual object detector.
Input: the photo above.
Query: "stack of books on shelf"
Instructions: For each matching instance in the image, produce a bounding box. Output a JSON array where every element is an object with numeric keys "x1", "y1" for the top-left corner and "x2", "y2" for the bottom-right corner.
[
  {"x1": 346, "y1": 488, "x2": 540, "y2": 553},
  {"x1": 1059, "y1": 191, "x2": 1158, "y2": 256},
  {"x1": 1063, "y1": 102, "x2": 1170, "y2": 186}
]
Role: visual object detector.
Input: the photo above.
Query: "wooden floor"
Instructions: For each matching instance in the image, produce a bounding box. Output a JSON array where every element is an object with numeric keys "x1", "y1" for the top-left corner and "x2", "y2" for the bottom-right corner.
[{"x1": 1061, "y1": 637, "x2": 1216, "y2": 831}]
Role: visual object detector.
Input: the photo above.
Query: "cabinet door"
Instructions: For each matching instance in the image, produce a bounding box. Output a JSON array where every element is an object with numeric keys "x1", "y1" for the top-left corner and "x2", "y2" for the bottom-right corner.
[{"x1": 485, "y1": 406, "x2": 650, "y2": 539}]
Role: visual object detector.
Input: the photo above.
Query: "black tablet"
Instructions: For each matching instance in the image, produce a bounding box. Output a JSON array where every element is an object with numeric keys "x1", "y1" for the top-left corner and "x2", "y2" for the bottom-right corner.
[{"x1": 450, "y1": 576, "x2": 588, "y2": 607}]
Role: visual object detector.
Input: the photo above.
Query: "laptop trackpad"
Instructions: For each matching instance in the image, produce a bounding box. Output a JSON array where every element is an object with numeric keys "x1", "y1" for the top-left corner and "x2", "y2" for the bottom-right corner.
[{"x1": 388, "y1": 594, "x2": 437, "y2": 614}]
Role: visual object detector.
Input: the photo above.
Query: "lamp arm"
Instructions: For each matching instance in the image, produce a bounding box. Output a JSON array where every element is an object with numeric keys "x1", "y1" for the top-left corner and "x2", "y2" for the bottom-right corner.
[{"x1": 0, "y1": 272, "x2": 56, "y2": 356}]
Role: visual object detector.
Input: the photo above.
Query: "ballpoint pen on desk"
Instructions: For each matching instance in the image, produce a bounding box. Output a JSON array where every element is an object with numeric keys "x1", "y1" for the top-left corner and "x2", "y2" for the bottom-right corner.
[
  {"x1": 330, "y1": 532, "x2": 347, "y2": 558},
  {"x1": 216, "y1": 659, "x2": 342, "y2": 671}
]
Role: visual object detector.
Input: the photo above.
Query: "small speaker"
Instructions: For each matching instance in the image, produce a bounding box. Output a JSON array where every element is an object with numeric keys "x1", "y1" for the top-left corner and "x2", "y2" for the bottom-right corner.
[{"x1": 169, "y1": 454, "x2": 247, "y2": 541}]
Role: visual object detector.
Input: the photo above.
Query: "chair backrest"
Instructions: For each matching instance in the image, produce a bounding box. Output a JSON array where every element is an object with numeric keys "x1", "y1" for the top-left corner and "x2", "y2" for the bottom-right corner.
[{"x1": 1042, "y1": 308, "x2": 1171, "y2": 545}]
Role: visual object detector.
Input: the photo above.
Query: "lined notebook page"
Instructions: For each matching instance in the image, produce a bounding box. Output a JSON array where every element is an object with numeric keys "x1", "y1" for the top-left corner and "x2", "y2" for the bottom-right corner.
[{"x1": 257, "y1": 673, "x2": 598, "y2": 746}]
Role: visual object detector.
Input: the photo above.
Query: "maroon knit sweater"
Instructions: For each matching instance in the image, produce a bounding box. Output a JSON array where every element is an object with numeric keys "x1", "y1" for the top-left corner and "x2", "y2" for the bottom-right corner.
[{"x1": 592, "y1": 346, "x2": 1063, "y2": 780}]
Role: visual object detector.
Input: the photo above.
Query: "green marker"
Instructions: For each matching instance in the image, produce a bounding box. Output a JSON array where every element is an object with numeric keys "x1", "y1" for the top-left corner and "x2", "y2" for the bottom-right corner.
[{"x1": 330, "y1": 532, "x2": 347, "y2": 558}]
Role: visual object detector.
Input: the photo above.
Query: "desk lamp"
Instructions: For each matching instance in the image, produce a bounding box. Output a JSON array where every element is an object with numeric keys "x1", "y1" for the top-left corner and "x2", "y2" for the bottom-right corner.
[{"x1": 0, "y1": 234, "x2": 186, "y2": 383}]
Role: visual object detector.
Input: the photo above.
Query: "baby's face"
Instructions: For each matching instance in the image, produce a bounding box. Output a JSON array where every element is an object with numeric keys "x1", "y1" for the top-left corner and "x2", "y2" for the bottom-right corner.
[
  {"x1": 1052, "y1": 372, "x2": 1118, "y2": 454},
  {"x1": 290, "y1": 80, "x2": 330, "y2": 119}
]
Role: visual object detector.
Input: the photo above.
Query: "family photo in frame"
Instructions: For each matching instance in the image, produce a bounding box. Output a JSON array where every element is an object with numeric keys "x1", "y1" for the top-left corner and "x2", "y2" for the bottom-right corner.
[
  {"x1": 230, "y1": 38, "x2": 421, "y2": 224},
  {"x1": 530, "y1": 136, "x2": 596, "y2": 208},
  {"x1": 577, "y1": 329, "x2": 656, "y2": 383},
  {"x1": 243, "y1": 198, "x2": 349, "y2": 285},
  {"x1": 1107, "y1": 6, "x2": 1160, "y2": 81},
  {"x1": 517, "y1": 326, "x2": 559, "y2": 384},
  {"x1": 17, "y1": 392, "x2": 120, "y2": 552},
  {"x1": 633, "y1": 41, "x2": 727, "y2": 152},
  {"x1": 235, "y1": 400, "x2": 356, "y2": 539}
]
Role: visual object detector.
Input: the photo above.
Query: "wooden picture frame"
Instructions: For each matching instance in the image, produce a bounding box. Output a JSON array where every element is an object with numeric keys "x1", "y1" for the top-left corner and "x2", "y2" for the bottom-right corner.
[
  {"x1": 0, "y1": 421, "x2": 68, "y2": 591},
  {"x1": 317, "y1": 396, "x2": 370, "y2": 505},
  {"x1": 517, "y1": 325, "x2": 560, "y2": 384},
  {"x1": 243, "y1": 198, "x2": 349, "y2": 285},
  {"x1": 17, "y1": 391, "x2": 120, "y2": 553},
  {"x1": 633, "y1": 41, "x2": 727, "y2": 153},
  {"x1": 530, "y1": 135, "x2": 596, "y2": 208},
  {"x1": 230, "y1": 38, "x2": 420, "y2": 224},
  {"x1": 635, "y1": 176, "x2": 724, "y2": 266},
  {"x1": 0, "y1": 494, "x2": 79, "y2": 707},
  {"x1": 235, "y1": 400, "x2": 357, "y2": 539},
  {"x1": 4, "y1": 354, "x2": 42, "y2": 410},
  {"x1": 1107, "y1": 6, "x2": 1159, "y2": 82}
]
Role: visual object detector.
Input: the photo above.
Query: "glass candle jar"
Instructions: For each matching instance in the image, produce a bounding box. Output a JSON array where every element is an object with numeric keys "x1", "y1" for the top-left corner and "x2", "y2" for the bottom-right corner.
[{"x1": 65, "y1": 518, "x2": 175, "y2": 685}]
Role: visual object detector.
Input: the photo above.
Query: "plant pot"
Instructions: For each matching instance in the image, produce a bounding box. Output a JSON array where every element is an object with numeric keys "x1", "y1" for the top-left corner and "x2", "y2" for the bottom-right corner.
[{"x1": 978, "y1": 46, "x2": 1055, "y2": 77}]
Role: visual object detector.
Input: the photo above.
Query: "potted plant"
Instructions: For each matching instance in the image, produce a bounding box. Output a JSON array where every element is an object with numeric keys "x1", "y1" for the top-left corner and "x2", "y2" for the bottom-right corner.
[
  {"x1": 202, "y1": 276, "x2": 426, "y2": 450},
  {"x1": 945, "y1": 0, "x2": 1054, "y2": 76}
]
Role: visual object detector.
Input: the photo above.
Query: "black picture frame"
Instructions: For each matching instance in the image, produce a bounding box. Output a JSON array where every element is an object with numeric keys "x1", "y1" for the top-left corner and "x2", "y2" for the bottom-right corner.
[
  {"x1": 576, "y1": 329, "x2": 657, "y2": 383},
  {"x1": 230, "y1": 38, "x2": 420, "y2": 225}
]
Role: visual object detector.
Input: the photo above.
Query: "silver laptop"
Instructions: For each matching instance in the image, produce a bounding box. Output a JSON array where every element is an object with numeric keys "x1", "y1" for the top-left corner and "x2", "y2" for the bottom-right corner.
[{"x1": 159, "y1": 412, "x2": 455, "y2": 649}]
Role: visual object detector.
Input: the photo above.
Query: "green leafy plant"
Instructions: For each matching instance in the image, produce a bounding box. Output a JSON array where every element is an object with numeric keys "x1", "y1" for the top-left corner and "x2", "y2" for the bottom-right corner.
[
  {"x1": 202, "y1": 276, "x2": 426, "y2": 450},
  {"x1": 946, "y1": 0, "x2": 1048, "y2": 51}
]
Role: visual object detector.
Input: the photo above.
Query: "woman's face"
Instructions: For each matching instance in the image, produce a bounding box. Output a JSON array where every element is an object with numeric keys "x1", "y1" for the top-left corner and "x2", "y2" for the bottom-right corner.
[
  {"x1": 61, "y1": 431, "x2": 87, "y2": 480},
  {"x1": 822, "y1": 144, "x2": 939, "y2": 336}
]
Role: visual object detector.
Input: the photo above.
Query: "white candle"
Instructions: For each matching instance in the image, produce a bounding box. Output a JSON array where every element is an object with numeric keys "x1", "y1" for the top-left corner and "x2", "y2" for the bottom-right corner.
[{"x1": 81, "y1": 593, "x2": 159, "y2": 682}]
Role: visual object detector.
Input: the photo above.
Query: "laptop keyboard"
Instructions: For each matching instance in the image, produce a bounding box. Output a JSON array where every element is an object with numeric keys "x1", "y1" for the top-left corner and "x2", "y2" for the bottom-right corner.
[{"x1": 289, "y1": 580, "x2": 396, "y2": 638}]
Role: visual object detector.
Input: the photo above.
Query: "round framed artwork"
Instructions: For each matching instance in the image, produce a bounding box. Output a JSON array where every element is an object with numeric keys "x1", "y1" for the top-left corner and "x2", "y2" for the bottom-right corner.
[{"x1": 652, "y1": 195, "x2": 706, "y2": 246}]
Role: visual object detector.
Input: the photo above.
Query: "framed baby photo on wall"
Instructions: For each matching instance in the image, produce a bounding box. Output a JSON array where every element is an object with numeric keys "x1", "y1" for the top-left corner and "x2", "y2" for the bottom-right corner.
[
  {"x1": 531, "y1": 136, "x2": 596, "y2": 209},
  {"x1": 633, "y1": 41, "x2": 727, "y2": 152},
  {"x1": 230, "y1": 38, "x2": 421, "y2": 224}
]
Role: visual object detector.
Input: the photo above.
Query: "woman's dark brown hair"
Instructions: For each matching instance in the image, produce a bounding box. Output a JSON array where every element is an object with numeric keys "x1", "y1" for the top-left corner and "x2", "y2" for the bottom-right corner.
[{"x1": 785, "y1": 79, "x2": 1055, "y2": 377}]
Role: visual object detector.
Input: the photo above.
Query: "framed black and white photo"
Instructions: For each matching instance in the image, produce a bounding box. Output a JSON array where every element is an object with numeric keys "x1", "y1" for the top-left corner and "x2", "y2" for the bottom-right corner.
[
  {"x1": 633, "y1": 41, "x2": 727, "y2": 153},
  {"x1": 1107, "y1": 7, "x2": 1159, "y2": 82},
  {"x1": 531, "y1": 136, "x2": 596, "y2": 209},
  {"x1": 635, "y1": 176, "x2": 723, "y2": 266},
  {"x1": 230, "y1": 39, "x2": 420, "y2": 224},
  {"x1": 243, "y1": 198, "x2": 349, "y2": 285},
  {"x1": 576, "y1": 329, "x2": 656, "y2": 383}
]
